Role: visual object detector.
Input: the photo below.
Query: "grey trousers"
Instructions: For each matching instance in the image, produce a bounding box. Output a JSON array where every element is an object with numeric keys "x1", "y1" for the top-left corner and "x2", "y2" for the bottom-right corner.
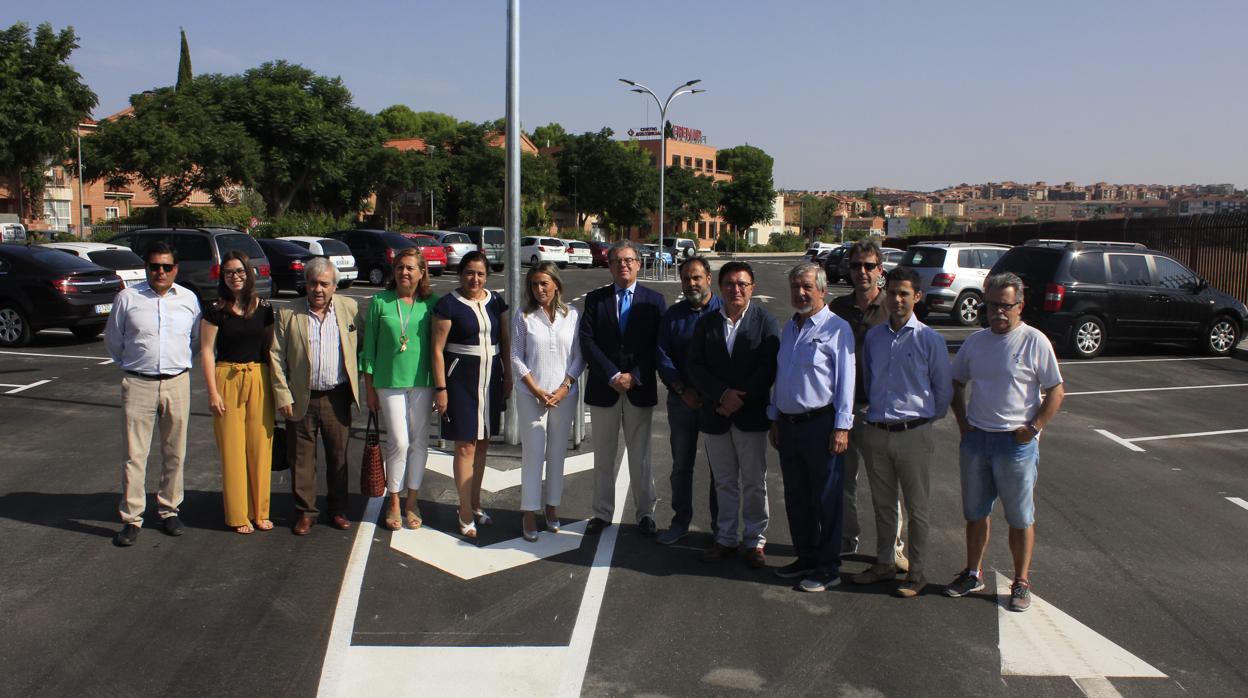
[
  {"x1": 704, "y1": 427, "x2": 769, "y2": 549},
  {"x1": 848, "y1": 416, "x2": 905, "y2": 555},
  {"x1": 590, "y1": 400, "x2": 656, "y2": 523},
  {"x1": 861, "y1": 421, "x2": 934, "y2": 572}
]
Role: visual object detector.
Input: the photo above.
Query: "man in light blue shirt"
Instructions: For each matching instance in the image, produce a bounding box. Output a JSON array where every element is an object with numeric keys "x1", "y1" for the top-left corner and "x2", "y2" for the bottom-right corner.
[
  {"x1": 851, "y1": 267, "x2": 951, "y2": 597},
  {"x1": 768, "y1": 262, "x2": 855, "y2": 592},
  {"x1": 104, "y1": 241, "x2": 201, "y2": 547}
]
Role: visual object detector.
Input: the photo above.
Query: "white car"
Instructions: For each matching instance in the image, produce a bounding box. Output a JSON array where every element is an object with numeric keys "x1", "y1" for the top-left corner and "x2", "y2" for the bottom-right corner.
[
  {"x1": 520, "y1": 236, "x2": 569, "y2": 267},
  {"x1": 42, "y1": 242, "x2": 146, "y2": 287},
  {"x1": 277, "y1": 236, "x2": 358, "y2": 287},
  {"x1": 421, "y1": 230, "x2": 476, "y2": 269},
  {"x1": 560, "y1": 239, "x2": 593, "y2": 268}
]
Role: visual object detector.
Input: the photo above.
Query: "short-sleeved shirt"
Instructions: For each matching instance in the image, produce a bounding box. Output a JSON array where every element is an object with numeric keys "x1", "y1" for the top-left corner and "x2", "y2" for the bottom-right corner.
[
  {"x1": 203, "y1": 301, "x2": 274, "y2": 363},
  {"x1": 951, "y1": 322, "x2": 1062, "y2": 432},
  {"x1": 434, "y1": 290, "x2": 509, "y2": 347},
  {"x1": 830, "y1": 290, "x2": 888, "y2": 405},
  {"x1": 361, "y1": 290, "x2": 438, "y2": 389}
]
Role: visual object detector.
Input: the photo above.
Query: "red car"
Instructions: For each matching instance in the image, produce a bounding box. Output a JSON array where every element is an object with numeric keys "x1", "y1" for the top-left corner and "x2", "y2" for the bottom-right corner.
[
  {"x1": 587, "y1": 240, "x2": 611, "y2": 267},
  {"x1": 402, "y1": 234, "x2": 448, "y2": 276}
]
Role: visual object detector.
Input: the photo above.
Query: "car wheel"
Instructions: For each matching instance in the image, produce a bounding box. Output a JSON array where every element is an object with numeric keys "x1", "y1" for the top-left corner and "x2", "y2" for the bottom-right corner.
[
  {"x1": 70, "y1": 324, "x2": 103, "y2": 340},
  {"x1": 338, "y1": 281, "x2": 353, "y2": 289},
  {"x1": 296, "y1": 286, "x2": 307, "y2": 297},
  {"x1": 368, "y1": 266, "x2": 385, "y2": 286},
  {"x1": 1068, "y1": 315, "x2": 1106, "y2": 359},
  {"x1": 492, "y1": 264, "x2": 504, "y2": 272},
  {"x1": 432, "y1": 268, "x2": 444, "y2": 276},
  {"x1": 557, "y1": 262, "x2": 567, "y2": 269},
  {"x1": 1204, "y1": 315, "x2": 1240, "y2": 356},
  {"x1": 530, "y1": 255, "x2": 540, "y2": 267},
  {"x1": 0, "y1": 304, "x2": 32, "y2": 348},
  {"x1": 955, "y1": 292, "x2": 982, "y2": 326}
]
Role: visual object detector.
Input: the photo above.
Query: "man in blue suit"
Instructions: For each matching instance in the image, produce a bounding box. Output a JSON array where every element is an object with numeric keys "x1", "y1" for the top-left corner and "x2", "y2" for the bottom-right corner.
[{"x1": 579, "y1": 241, "x2": 667, "y2": 535}]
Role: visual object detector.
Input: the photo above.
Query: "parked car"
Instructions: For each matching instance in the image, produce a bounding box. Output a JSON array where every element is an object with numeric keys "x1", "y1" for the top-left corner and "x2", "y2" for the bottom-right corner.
[
  {"x1": 641, "y1": 244, "x2": 674, "y2": 266},
  {"x1": 43, "y1": 242, "x2": 146, "y2": 288},
  {"x1": 450, "y1": 226, "x2": 506, "y2": 271},
  {"x1": 821, "y1": 244, "x2": 853, "y2": 284},
  {"x1": 256, "y1": 238, "x2": 316, "y2": 295},
  {"x1": 420, "y1": 230, "x2": 476, "y2": 269},
  {"x1": 880, "y1": 247, "x2": 905, "y2": 272},
  {"x1": 106, "y1": 227, "x2": 273, "y2": 302},
  {"x1": 327, "y1": 229, "x2": 417, "y2": 286},
  {"x1": 0, "y1": 244, "x2": 123, "y2": 346},
  {"x1": 898, "y1": 242, "x2": 1011, "y2": 326},
  {"x1": 276, "y1": 236, "x2": 358, "y2": 288},
  {"x1": 520, "y1": 236, "x2": 569, "y2": 267},
  {"x1": 990, "y1": 240, "x2": 1247, "y2": 359},
  {"x1": 561, "y1": 239, "x2": 593, "y2": 268},
  {"x1": 402, "y1": 233, "x2": 449, "y2": 275},
  {"x1": 663, "y1": 238, "x2": 698, "y2": 260},
  {"x1": 804, "y1": 241, "x2": 839, "y2": 260},
  {"x1": 587, "y1": 240, "x2": 611, "y2": 267}
]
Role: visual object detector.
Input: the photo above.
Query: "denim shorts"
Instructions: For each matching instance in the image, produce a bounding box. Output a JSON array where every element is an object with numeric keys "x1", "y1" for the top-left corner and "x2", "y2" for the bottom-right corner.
[{"x1": 959, "y1": 428, "x2": 1039, "y2": 528}]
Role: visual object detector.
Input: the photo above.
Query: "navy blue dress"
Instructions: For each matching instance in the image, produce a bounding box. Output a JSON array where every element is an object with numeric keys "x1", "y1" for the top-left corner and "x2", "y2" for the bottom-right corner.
[{"x1": 435, "y1": 290, "x2": 508, "y2": 441}]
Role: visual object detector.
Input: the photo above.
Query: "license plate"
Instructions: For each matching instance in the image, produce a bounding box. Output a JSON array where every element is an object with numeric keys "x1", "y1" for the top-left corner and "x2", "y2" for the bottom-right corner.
[{"x1": 95, "y1": 303, "x2": 113, "y2": 315}]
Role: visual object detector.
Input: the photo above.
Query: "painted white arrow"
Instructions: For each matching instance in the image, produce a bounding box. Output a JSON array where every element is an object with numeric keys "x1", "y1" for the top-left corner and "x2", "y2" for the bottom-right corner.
[
  {"x1": 996, "y1": 572, "x2": 1166, "y2": 696},
  {"x1": 423, "y1": 449, "x2": 595, "y2": 492},
  {"x1": 390, "y1": 519, "x2": 589, "y2": 580}
]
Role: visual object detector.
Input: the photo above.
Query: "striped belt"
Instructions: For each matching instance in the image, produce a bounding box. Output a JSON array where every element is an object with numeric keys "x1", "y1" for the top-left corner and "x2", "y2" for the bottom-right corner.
[{"x1": 445, "y1": 343, "x2": 499, "y2": 357}]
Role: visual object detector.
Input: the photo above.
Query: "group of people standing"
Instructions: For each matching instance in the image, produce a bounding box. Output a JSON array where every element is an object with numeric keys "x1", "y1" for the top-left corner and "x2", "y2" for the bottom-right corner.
[{"x1": 105, "y1": 238, "x2": 1063, "y2": 609}]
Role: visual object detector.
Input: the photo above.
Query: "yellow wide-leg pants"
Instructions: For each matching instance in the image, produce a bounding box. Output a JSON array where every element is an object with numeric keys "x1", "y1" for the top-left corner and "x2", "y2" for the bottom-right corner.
[{"x1": 213, "y1": 362, "x2": 274, "y2": 527}]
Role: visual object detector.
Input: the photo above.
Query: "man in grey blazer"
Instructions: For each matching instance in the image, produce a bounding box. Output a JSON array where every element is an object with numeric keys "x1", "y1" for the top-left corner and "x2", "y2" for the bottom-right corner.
[
  {"x1": 688, "y1": 261, "x2": 781, "y2": 568},
  {"x1": 271, "y1": 258, "x2": 364, "y2": 535}
]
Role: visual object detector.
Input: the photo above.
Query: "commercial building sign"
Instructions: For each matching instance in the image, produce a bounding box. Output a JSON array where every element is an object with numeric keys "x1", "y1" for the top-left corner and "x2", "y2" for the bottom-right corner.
[
  {"x1": 627, "y1": 124, "x2": 708, "y2": 143},
  {"x1": 627, "y1": 126, "x2": 662, "y2": 140}
]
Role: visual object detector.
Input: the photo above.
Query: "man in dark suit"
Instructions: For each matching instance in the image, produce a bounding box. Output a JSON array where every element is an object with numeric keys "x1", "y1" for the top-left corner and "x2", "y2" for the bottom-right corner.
[
  {"x1": 688, "y1": 261, "x2": 781, "y2": 567},
  {"x1": 578, "y1": 241, "x2": 667, "y2": 534}
]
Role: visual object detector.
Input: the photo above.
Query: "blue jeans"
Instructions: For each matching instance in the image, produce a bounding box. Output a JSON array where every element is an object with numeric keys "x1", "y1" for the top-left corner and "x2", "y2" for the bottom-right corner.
[
  {"x1": 777, "y1": 412, "x2": 845, "y2": 575},
  {"x1": 959, "y1": 428, "x2": 1039, "y2": 529},
  {"x1": 667, "y1": 396, "x2": 717, "y2": 532}
]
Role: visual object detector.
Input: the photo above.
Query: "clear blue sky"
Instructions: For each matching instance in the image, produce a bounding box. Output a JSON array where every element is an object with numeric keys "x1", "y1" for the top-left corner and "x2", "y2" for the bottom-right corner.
[{"x1": 16, "y1": 0, "x2": 1248, "y2": 191}]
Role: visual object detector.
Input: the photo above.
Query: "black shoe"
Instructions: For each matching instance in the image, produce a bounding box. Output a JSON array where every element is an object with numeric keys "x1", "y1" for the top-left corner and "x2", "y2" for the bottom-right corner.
[
  {"x1": 114, "y1": 524, "x2": 140, "y2": 547},
  {"x1": 585, "y1": 517, "x2": 611, "y2": 535},
  {"x1": 774, "y1": 559, "x2": 816, "y2": 579},
  {"x1": 161, "y1": 516, "x2": 185, "y2": 537},
  {"x1": 638, "y1": 516, "x2": 657, "y2": 536}
]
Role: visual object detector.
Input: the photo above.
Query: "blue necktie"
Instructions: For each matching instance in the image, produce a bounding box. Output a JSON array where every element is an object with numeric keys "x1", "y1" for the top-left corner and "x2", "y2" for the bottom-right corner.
[{"x1": 618, "y1": 288, "x2": 632, "y2": 332}]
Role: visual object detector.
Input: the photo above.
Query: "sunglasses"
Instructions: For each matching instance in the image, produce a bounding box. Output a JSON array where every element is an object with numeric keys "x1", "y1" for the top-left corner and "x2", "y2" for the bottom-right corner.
[
  {"x1": 849, "y1": 262, "x2": 879, "y2": 271},
  {"x1": 147, "y1": 263, "x2": 176, "y2": 273}
]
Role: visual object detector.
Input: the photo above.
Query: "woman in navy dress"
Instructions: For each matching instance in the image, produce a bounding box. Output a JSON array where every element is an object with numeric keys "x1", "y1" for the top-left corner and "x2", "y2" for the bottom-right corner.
[{"x1": 431, "y1": 251, "x2": 512, "y2": 537}]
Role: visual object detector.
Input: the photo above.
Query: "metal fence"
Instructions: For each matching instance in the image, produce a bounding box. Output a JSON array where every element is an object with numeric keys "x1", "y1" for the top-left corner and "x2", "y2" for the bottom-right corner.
[{"x1": 915, "y1": 214, "x2": 1248, "y2": 304}]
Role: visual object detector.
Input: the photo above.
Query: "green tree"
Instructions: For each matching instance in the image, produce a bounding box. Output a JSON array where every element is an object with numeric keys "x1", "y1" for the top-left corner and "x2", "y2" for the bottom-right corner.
[
  {"x1": 797, "y1": 194, "x2": 841, "y2": 240},
  {"x1": 0, "y1": 22, "x2": 98, "y2": 220},
  {"x1": 530, "y1": 122, "x2": 569, "y2": 149},
  {"x1": 84, "y1": 84, "x2": 259, "y2": 226},
  {"x1": 376, "y1": 105, "x2": 460, "y2": 142},
  {"x1": 716, "y1": 145, "x2": 775, "y2": 247},
  {"x1": 908, "y1": 216, "x2": 956, "y2": 237},
  {"x1": 664, "y1": 165, "x2": 719, "y2": 235},
  {"x1": 555, "y1": 129, "x2": 656, "y2": 235},
  {"x1": 176, "y1": 29, "x2": 192, "y2": 91}
]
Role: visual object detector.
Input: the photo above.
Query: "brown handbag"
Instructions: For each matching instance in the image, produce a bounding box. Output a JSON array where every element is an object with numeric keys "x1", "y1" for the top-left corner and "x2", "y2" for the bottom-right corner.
[{"x1": 360, "y1": 410, "x2": 386, "y2": 498}]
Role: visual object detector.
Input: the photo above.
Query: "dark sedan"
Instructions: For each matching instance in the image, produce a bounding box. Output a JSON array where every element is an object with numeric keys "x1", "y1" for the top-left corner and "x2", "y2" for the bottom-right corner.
[
  {"x1": 0, "y1": 244, "x2": 123, "y2": 346},
  {"x1": 256, "y1": 238, "x2": 316, "y2": 295}
]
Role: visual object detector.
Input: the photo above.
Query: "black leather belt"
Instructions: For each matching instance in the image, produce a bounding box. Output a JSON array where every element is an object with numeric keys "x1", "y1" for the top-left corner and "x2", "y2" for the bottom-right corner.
[
  {"x1": 869, "y1": 417, "x2": 930, "y2": 432},
  {"x1": 777, "y1": 404, "x2": 834, "y2": 424},
  {"x1": 125, "y1": 369, "x2": 187, "y2": 380}
]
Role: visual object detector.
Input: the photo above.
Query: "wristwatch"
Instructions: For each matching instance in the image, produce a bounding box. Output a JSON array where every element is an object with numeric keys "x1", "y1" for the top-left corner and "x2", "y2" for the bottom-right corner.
[{"x1": 1026, "y1": 422, "x2": 1042, "y2": 436}]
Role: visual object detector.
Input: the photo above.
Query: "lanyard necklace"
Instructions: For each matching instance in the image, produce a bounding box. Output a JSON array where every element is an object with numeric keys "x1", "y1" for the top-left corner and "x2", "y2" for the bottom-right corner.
[{"x1": 396, "y1": 296, "x2": 414, "y2": 352}]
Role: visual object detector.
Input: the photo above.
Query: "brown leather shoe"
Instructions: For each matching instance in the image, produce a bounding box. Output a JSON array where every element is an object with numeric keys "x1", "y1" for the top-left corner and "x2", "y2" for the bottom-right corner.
[
  {"x1": 701, "y1": 542, "x2": 737, "y2": 561},
  {"x1": 743, "y1": 546, "x2": 766, "y2": 569},
  {"x1": 852, "y1": 563, "x2": 900, "y2": 585},
  {"x1": 330, "y1": 514, "x2": 351, "y2": 530},
  {"x1": 293, "y1": 516, "x2": 313, "y2": 536}
]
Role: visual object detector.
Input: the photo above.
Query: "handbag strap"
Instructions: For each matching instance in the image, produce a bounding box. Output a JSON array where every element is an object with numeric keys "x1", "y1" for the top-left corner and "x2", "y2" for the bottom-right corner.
[{"x1": 367, "y1": 410, "x2": 380, "y2": 437}]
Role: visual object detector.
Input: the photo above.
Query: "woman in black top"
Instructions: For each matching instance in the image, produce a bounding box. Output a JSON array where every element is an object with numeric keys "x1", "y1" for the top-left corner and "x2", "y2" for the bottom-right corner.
[{"x1": 199, "y1": 251, "x2": 276, "y2": 534}]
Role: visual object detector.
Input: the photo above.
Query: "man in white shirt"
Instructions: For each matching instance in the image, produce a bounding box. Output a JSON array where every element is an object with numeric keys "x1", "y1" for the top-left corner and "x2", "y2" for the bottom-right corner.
[
  {"x1": 104, "y1": 242, "x2": 202, "y2": 547},
  {"x1": 944, "y1": 272, "x2": 1064, "y2": 612}
]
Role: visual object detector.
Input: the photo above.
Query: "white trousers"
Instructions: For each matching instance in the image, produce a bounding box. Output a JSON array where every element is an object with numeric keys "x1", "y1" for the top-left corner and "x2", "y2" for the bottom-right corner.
[
  {"x1": 704, "y1": 427, "x2": 770, "y2": 549},
  {"x1": 591, "y1": 400, "x2": 656, "y2": 523},
  {"x1": 517, "y1": 390, "x2": 577, "y2": 511},
  {"x1": 377, "y1": 387, "x2": 433, "y2": 493}
]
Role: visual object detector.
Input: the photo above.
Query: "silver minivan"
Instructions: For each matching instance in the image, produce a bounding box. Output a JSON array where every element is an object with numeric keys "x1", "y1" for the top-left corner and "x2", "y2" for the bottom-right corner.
[{"x1": 899, "y1": 242, "x2": 1011, "y2": 326}]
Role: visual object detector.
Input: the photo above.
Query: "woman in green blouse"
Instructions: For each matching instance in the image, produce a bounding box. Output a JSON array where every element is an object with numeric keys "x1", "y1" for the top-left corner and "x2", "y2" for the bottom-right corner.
[{"x1": 362, "y1": 248, "x2": 438, "y2": 530}]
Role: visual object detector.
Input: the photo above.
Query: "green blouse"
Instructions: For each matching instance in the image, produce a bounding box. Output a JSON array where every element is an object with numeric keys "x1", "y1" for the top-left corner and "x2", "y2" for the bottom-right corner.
[{"x1": 361, "y1": 290, "x2": 437, "y2": 389}]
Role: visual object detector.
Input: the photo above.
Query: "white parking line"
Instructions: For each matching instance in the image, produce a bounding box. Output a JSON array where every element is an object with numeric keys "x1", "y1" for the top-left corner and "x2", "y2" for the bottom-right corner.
[
  {"x1": 1066, "y1": 383, "x2": 1248, "y2": 397},
  {"x1": 1059, "y1": 357, "x2": 1230, "y2": 366},
  {"x1": 1096, "y1": 427, "x2": 1248, "y2": 452},
  {"x1": 0, "y1": 349, "x2": 110, "y2": 361},
  {"x1": 2, "y1": 379, "x2": 52, "y2": 395},
  {"x1": 1227, "y1": 497, "x2": 1248, "y2": 512}
]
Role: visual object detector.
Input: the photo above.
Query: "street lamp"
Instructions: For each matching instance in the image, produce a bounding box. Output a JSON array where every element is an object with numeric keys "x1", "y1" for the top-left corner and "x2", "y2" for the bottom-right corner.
[{"x1": 619, "y1": 77, "x2": 704, "y2": 280}]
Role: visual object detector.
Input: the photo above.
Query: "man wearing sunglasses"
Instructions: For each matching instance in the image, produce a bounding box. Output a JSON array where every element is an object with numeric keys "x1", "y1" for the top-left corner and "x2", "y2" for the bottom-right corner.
[
  {"x1": 829, "y1": 240, "x2": 904, "y2": 565},
  {"x1": 945, "y1": 272, "x2": 1064, "y2": 612},
  {"x1": 105, "y1": 242, "x2": 202, "y2": 547}
]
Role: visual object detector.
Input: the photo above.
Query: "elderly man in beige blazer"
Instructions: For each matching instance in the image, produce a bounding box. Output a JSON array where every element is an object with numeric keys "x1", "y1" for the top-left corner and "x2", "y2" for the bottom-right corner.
[{"x1": 271, "y1": 258, "x2": 364, "y2": 535}]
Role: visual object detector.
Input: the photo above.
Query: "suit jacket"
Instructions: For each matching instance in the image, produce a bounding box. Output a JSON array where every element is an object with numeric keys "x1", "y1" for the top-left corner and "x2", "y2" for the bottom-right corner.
[
  {"x1": 271, "y1": 295, "x2": 363, "y2": 421},
  {"x1": 578, "y1": 282, "x2": 667, "y2": 408},
  {"x1": 688, "y1": 302, "x2": 781, "y2": 434}
]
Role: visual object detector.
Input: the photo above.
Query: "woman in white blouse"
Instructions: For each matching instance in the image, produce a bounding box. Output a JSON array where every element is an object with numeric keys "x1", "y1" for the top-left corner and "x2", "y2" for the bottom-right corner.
[{"x1": 511, "y1": 262, "x2": 584, "y2": 541}]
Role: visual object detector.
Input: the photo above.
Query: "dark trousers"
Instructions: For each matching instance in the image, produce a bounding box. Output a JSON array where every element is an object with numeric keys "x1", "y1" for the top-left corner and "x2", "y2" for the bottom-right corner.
[
  {"x1": 667, "y1": 396, "x2": 718, "y2": 532},
  {"x1": 289, "y1": 384, "x2": 352, "y2": 517},
  {"x1": 777, "y1": 411, "x2": 845, "y2": 576}
]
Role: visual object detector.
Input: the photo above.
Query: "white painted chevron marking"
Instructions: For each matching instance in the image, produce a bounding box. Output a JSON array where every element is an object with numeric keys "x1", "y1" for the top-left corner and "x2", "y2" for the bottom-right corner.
[
  {"x1": 390, "y1": 519, "x2": 588, "y2": 580},
  {"x1": 423, "y1": 449, "x2": 595, "y2": 492}
]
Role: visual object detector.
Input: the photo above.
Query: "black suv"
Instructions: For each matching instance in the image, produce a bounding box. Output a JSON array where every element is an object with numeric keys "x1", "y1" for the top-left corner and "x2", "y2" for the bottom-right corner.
[
  {"x1": 328, "y1": 229, "x2": 417, "y2": 286},
  {"x1": 990, "y1": 240, "x2": 1247, "y2": 358},
  {"x1": 107, "y1": 227, "x2": 273, "y2": 301},
  {"x1": 0, "y1": 244, "x2": 123, "y2": 346}
]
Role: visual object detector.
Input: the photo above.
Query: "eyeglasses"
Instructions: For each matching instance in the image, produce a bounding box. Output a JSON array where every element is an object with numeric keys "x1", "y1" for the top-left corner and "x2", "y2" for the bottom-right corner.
[
  {"x1": 613, "y1": 258, "x2": 639, "y2": 267},
  {"x1": 147, "y1": 263, "x2": 175, "y2": 273},
  {"x1": 849, "y1": 262, "x2": 879, "y2": 271},
  {"x1": 981, "y1": 301, "x2": 1022, "y2": 313},
  {"x1": 223, "y1": 267, "x2": 248, "y2": 277},
  {"x1": 722, "y1": 281, "x2": 753, "y2": 289}
]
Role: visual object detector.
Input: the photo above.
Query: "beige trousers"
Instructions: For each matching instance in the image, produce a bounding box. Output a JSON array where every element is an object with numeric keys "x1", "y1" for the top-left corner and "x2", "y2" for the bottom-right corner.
[
  {"x1": 861, "y1": 421, "x2": 934, "y2": 572},
  {"x1": 590, "y1": 400, "x2": 656, "y2": 523},
  {"x1": 120, "y1": 372, "x2": 190, "y2": 526}
]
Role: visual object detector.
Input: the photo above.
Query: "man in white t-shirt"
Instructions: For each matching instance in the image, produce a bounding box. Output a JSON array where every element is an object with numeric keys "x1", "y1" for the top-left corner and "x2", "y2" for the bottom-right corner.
[{"x1": 943, "y1": 272, "x2": 1064, "y2": 612}]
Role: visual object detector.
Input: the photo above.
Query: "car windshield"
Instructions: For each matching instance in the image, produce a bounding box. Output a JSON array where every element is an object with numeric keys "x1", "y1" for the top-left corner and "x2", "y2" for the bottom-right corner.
[
  {"x1": 25, "y1": 247, "x2": 102, "y2": 271},
  {"x1": 262, "y1": 239, "x2": 311, "y2": 256},
  {"x1": 992, "y1": 247, "x2": 1063, "y2": 284},
  {"x1": 216, "y1": 233, "x2": 265, "y2": 260},
  {"x1": 315, "y1": 239, "x2": 351, "y2": 256},
  {"x1": 409, "y1": 236, "x2": 438, "y2": 247},
  {"x1": 441, "y1": 233, "x2": 470, "y2": 245},
  {"x1": 381, "y1": 232, "x2": 417, "y2": 249},
  {"x1": 568, "y1": 241, "x2": 588, "y2": 249},
  {"x1": 87, "y1": 249, "x2": 145, "y2": 269},
  {"x1": 483, "y1": 228, "x2": 505, "y2": 245},
  {"x1": 901, "y1": 247, "x2": 946, "y2": 267}
]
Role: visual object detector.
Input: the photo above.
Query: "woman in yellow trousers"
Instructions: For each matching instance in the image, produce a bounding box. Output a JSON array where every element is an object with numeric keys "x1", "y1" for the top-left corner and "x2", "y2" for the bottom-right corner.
[{"x1": 200, "y1": 251, "x2": 276, "y2": 534}]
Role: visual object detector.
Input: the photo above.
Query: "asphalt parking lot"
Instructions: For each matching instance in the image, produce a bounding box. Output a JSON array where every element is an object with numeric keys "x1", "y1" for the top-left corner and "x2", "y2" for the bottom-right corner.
[{"x1": 2, "y1": 254, "x2": 1247, "y2": 696}]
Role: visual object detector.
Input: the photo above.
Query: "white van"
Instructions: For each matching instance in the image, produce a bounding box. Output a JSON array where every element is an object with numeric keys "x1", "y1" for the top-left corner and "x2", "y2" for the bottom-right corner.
[{"x1": 664, "y1": 238, "x2": 698, "y2": 260}]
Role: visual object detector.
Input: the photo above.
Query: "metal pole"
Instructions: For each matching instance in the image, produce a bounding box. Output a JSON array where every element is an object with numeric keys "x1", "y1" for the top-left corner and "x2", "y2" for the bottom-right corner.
[
  {"x1": 657, "y1": 106, "x2": 666, "y2": 281},
  {"x1": 77, "y1": 127, "x2": 86, "y2": 239},
  {"x1": 503, "y1": 0, "x2": 521, "y2": 445}
]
